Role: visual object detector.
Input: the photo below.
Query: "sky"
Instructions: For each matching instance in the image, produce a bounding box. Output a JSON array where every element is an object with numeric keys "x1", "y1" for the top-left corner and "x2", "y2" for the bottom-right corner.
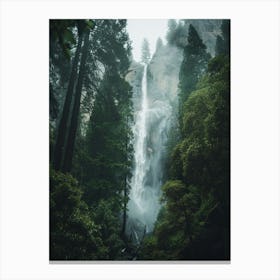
[{"x1": 126, "y1": 19, "x2": 169, "y2": 62}]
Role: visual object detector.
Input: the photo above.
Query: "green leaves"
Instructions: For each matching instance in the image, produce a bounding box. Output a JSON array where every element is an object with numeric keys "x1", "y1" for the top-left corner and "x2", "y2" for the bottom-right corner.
[
  {"x1": 64, "y1": 29, "x2": 75, "y2": 45},
  {"x1": 50, "y1": 20, "x2": 96, "y2": 60},
  {"x1": 85, "y1": 19, "x2": 95, "y2": 29},
  {"x1": 50, "y1": 168, "x2": 105, "y2": 260},
  {"x1": 161, "y1": 180, "x2": 186, "y2": 203},
  {"x1": 50, "y1": 20, "x2": 77, "y2": 59},
  {"x1": 140, "y1": 53, "x2": 230, "y2": 260},
  {"x1": 178, "y1": 25, "x2": 210, "y2": 127}
]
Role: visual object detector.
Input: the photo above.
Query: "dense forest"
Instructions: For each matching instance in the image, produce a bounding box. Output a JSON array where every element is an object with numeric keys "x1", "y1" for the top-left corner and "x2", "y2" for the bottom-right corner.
[{"x1": 49, "y1": 19, "x2": 230, "y2": 260}]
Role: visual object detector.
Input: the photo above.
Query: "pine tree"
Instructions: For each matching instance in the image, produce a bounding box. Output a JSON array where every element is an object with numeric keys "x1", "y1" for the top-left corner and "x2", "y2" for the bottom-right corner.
[
  {"x1": 53, "y1": 22, "x2": 84, "y2": 171},
  {"x1": 166, "y1": 19, "x2": 177, "y2": 44},
  {"x1": 221, "y1": 20, "x2": 230, "y2": 55},
  {"x1": 155, "y1": 37, "x2": 163, "y2": 52},
  {"x1": 178, "y1": 24, "x2": 210, "y2": 127},
  {"x1": 141, "y1": 38, "x2": 151, "y2": 64},
  {"x1": 215, "y1": 20, "x2": 230, "y2": 56},
  {"x1": 62, "y1": 28, "x2": 91, "y2": 172},
  {"x1": 52, "y1": 20, "x2": 95, "y2": 171}
]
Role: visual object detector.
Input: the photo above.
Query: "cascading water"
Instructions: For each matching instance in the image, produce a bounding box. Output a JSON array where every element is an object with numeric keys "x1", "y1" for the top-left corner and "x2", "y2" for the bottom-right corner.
[
  {"x1": 130, "y1": 64, "x2": 148, "y2": 219},
  {"x1": 126, "y1": 63, "x2": 172, "y2": 243}
]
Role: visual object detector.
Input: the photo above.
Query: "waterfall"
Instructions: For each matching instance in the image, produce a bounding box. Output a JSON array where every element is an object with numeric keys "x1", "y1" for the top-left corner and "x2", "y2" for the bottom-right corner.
[
  {"x1": 130, "y1": 64, "x2": 148, "y2": 216},
  {"x1": 126, "y1": 63, "x2": 172, "y2": 243}
]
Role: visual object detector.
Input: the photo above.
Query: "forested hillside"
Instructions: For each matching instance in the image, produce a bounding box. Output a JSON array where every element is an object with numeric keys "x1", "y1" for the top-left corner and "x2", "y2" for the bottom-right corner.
[{"x1": 49, "y1": 19, "x2": 230, "y2": 260}]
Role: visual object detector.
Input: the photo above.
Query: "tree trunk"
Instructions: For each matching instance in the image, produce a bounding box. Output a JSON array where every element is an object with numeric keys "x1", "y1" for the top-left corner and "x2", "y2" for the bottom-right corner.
[
  {"x1": 62, "y1": 29, "x2": 90, "y2": 172},
  {"x1": 53, "y1": 32, "x2": 83, "y2": 171}
]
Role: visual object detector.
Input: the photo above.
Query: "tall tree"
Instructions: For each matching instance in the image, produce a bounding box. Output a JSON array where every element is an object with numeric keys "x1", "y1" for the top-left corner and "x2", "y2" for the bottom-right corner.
[
  {"x1": 53, "y1": 20, "x2": 92, "y2": 171},
  {"x1": 155, "y1": 37, "x2": 163, "y2": 52},
  {"x1": 166, "y1": 19, "x2": 177, "y2": 44},
  {"x1": 178, "y1": 24, "x2": 210, "y2": 127},
  {"x1": 53, "y1": 34, "x2": 82, "y2": 170},
  {"x1": 179, "y1": 24, "x2": 210, "y2": 98},
  {"x1": 77, "y1": 20, "x2": 133, "y2": 249},
  {"x1": 141, "y1": 38, "x2": 151, "y2": 64},
  {"x1": 215, "y1": 20, "x2": 230, "y2": 56},
  {"x1": 62, "y1": 28, "x2": 90, "y2": 172},
  {"x1": 166, "y1": 19, "x2": 187, "y2": 47}
]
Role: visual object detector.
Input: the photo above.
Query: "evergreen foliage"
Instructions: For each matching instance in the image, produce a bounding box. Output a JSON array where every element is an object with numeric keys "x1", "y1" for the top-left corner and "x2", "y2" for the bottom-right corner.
[
  {"x1": 155, "y1": 38, "x2": 163, "y2": 52},
  {"x1": 178, "y1": 24, "x2": 211, "y2": 129},
  {"x1": 50, "y1": 19, "x2": 133, "y2": 260},
  {"x1": 166, "y1": 19, "x2": 187, "y2": 48},
  {"x1": 215, "y1": 20, "x2": 230, "y2": 56},
  {"x1": 179, "y1": 25, "x2": 210, "y2": 102},
  {"x1": 50, "y1": 168, "x2": 106, "y2": 260},
  {"x1": 141, "y1": 38, "x2": 151, "y2": 64}
]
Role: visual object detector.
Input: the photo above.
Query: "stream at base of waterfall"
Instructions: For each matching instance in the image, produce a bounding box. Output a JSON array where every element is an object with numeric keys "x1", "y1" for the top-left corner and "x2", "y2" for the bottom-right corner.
[{"x1": 126, "y1": 63, "x2": 172, "y2": 244}]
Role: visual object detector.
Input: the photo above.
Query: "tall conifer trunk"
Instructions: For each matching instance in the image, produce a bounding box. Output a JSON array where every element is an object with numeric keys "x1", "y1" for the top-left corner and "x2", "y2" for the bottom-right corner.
[
  {"x1": 62, "y1": 29, "x2": 90, "y2": 172},
  {"x1": 53, "y1": 32, "x2": 83, "y2": 171}
]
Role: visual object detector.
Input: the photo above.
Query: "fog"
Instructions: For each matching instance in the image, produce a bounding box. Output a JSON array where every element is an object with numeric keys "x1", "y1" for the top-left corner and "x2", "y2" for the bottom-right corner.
[{"x1": 127, "y1": 19, "x2": 169, "y2": 62}]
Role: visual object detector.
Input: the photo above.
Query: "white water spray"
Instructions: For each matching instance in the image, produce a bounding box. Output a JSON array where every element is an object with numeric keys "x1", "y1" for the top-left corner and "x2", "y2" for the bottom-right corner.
[
  {"x1": 127, "y1": 63, "x2": 172, "y2": 243},
  {"x1": 130, "y1": 64, "x2": 148, "y2": 213}
]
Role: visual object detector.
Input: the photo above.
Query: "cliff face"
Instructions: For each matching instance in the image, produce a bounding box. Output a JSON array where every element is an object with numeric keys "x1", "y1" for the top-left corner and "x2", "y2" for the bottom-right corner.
[
  {"x1": 125, "y1": 60, "x2": 144, "y2": 112},
  {"x1": 148, "y1": 44, "x2": 183, "y2": 104},
  {"x1": 146, "y1": 20, "x2": 222, "y2": 105}
]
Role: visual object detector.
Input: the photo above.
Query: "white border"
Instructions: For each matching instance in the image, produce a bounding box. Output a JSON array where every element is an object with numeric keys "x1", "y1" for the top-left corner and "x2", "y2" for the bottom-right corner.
[{"x1": 1, "y1": 0, "x2": 279, "y2": 279}]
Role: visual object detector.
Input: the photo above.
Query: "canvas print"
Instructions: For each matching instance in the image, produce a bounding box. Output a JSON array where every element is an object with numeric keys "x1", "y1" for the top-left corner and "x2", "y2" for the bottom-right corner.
[{"x1": 49, "y1": 19, "x2": 230, "y2": 261}]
